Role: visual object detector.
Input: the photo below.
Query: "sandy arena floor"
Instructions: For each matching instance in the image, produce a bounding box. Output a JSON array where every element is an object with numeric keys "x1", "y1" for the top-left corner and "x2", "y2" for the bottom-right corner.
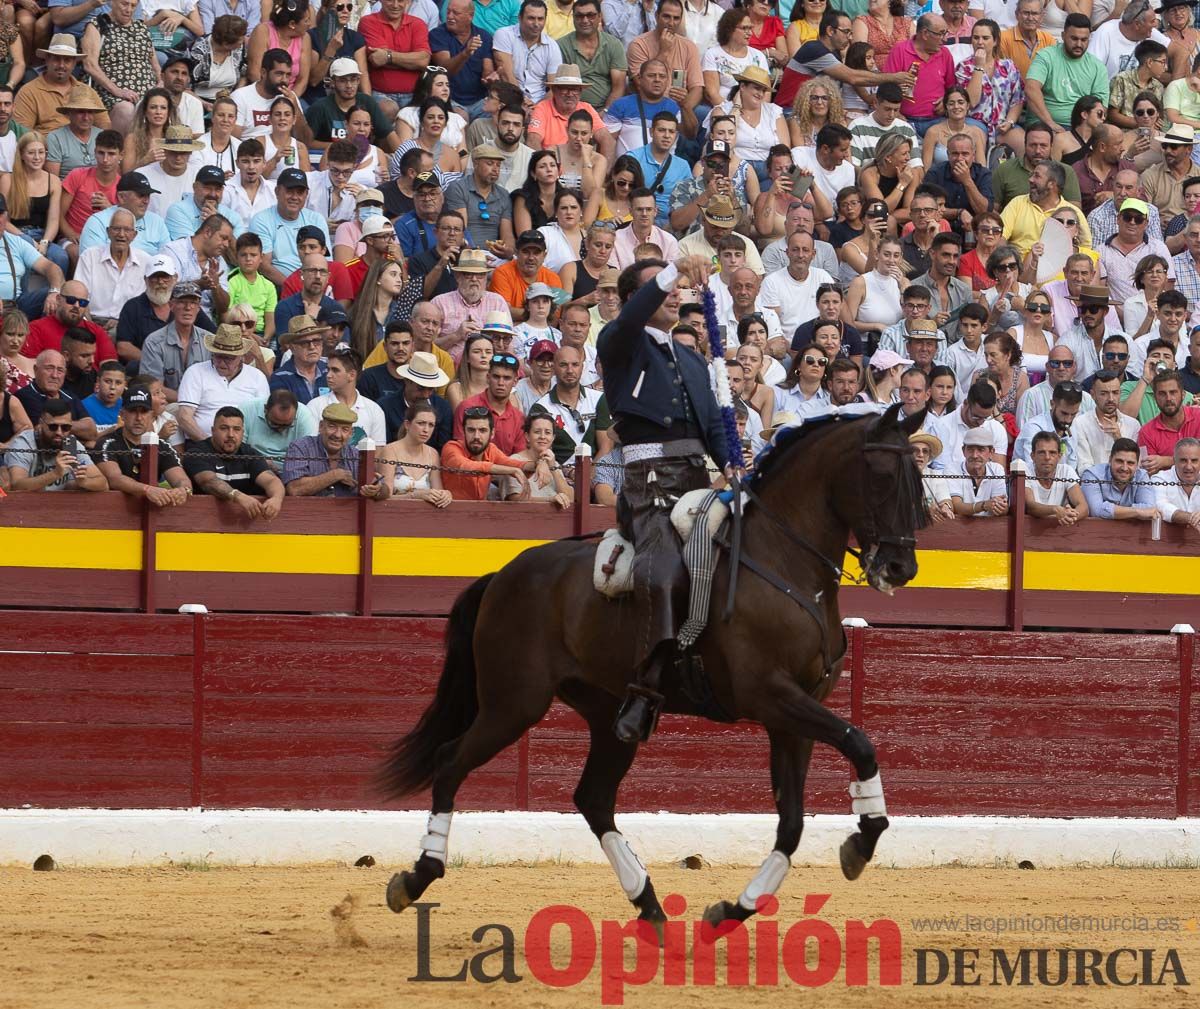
[{"x1": 2, "y1": 862, "x2": 1198, "y2": 1008}]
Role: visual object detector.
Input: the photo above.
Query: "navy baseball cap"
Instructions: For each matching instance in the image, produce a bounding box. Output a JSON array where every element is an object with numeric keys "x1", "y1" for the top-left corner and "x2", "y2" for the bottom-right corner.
[
  {"x1": 277, "y1": 167, "x2": 309, "y2": 189},
  {"x1": 318, "y1": 304, "x2": 349, "y2": 327},
  {"x1": 195, "y1": 165, "x2": 225, "y2": 185},
  {"x1": 297, "y1": 225, "x2": 327, "y2": 249},
  {"x1": 117, "y1": 171, "x2": 159, "y2": 195}
]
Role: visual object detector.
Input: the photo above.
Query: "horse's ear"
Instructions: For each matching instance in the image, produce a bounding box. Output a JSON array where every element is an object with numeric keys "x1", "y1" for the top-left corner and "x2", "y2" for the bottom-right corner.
[
  {"x1": 898, "y1": 406, "x2": 927, "y2": 436},
  {"x1": 879, "y1": 402, "x2": 903, "y2": 428}
]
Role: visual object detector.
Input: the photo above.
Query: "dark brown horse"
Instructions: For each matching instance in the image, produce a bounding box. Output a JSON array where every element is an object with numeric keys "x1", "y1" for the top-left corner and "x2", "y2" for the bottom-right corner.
[{"x1": 380, "y1": 404, "x2": 927, "y2": 932}]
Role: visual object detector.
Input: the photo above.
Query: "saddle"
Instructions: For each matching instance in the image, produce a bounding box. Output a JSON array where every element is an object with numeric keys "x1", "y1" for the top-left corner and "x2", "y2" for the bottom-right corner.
[{"x1": 593, "y1": 489, "x2": 730, "y2": 598}]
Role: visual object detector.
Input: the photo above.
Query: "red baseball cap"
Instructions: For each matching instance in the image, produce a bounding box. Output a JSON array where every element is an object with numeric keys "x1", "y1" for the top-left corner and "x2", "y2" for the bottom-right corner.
[{"x1": 529, "y1": 339, "x2": 558, "y2": 360}]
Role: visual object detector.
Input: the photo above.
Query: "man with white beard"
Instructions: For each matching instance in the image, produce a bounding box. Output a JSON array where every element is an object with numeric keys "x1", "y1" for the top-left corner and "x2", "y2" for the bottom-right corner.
[{"x1": 116, "y1": 255, "x2": 217, "y2": 367}]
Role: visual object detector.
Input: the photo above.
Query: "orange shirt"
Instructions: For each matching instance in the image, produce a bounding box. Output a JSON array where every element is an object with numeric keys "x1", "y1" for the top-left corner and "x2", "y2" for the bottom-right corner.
[
  {"x1": 998, "y1": 26, "x2": 1054, "y2": 79},
  {"x1": 527, "y1": 97, "x2": 604, "y2": 147},
  {"x1": 440, "y1": 439, "x2": 528, "y2": 500},
  {"x1": 488, "y1": 262, "x2": 562, "y2": 308}
]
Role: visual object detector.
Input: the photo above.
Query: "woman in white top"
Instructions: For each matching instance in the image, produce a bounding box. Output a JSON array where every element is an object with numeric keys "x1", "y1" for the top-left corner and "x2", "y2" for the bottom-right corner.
[
  {"x1": 707, "y1": 65, "x2": 789, "y2": 172},
  {"x1": 501, "y1": 409, "x2": 573, "y2": 507},
  {"x1": 1123, "y1": 254, "x2": 1171, "y2": 338},
  {"x1": 395, "y1": 69, "x2": 467, "y2": 149},
  {"x1": 1040, "y1": 0, "x2": 1087, "y2": 40},
  {"x1": 538, "y1": 189, "x2": 586, "y2": 274},
  {"x1": 843, "y1": 234, "x2": 905, "y2": 338},
  {"x1": 702, "y1": 8, "x2": 770, "y2": 105},
  {"x1": 196, "y1": 94, "x2": 241, "y2": 177},
  {"x1": 1006, "y1": 289, "x2": 1053, "y2": 381},
  {"x1": 319, "y1": 106, "x2": 388, "y2": 182},
  {"x1": 262, "y1": 95, "x2": 312, "y2": 179},
  {"x1": 379, "y1": 400, "x2": 452, "y2": 507},
  {"x1": 736, "y1": 315, "x2": 787, "y2": 385}
]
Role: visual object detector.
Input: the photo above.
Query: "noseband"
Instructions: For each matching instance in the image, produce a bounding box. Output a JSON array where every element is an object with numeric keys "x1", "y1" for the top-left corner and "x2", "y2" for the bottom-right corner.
[{"x1": 857, "y1": 438, "x2": 920, "y2": 559}]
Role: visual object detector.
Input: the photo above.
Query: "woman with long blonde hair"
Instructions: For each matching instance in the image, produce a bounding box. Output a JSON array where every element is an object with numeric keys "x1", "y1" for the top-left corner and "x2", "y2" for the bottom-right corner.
[
  {"x1": 788, "y1": 76, "x2": 844, "y2": 148},
  {"x1": 349, "y1": 257, "x2": 412, "y2": 361},
  {"x1": 122, "y1": 88, "x2": 178, "y2": 173},
  {"x1": 0, "y1": 132, "x2": 66, "y2": 273}
]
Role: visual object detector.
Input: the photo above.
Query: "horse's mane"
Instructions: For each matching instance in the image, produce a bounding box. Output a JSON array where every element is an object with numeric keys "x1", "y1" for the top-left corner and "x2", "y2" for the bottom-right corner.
[{"x1": 749, "y1": 414, "x2": 871, "y2": 491}]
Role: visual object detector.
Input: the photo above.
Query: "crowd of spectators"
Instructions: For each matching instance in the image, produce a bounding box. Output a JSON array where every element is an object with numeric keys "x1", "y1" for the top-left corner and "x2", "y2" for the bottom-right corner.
[{"x1": 0, "y1": 0, "x2": 1198, "y2": 533}]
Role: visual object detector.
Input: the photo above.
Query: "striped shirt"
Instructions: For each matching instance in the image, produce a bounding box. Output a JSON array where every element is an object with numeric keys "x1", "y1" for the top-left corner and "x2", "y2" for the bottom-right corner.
[{"x1": 847, "y1": 112, "x2": 920, "y2": 168}]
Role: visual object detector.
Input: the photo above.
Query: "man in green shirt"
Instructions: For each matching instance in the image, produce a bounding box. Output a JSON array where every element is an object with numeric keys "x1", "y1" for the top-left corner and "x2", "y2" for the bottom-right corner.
[
  {"x1": 1025, "y1": 15, "x2": 1108, "y2": 131},
  {"x1": 241, "y1": 389, "x2": 319, "y2": 467},
  {"x1": 305, "y1": 59, "x2": 401, "y2": 155},
  {"x1": 556, "y1": 0, "x2": 627, "y2": 111},
  {"x1": 992, "y1": 122, "x2": 1083, "y2": 210}
]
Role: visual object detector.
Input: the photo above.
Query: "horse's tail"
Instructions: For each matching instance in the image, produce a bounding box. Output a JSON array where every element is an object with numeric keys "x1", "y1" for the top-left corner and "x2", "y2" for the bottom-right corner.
[{"x1": 378, "y1": 573, "x2": 494, "y2": 798}]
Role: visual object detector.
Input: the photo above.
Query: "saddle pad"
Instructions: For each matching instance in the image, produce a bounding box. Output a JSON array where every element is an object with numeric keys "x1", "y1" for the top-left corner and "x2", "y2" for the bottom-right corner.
[
  {"x1": 671, "y1": 489, "x2": 730, "y2": 545},
  {"x1": 593, "y1": 527, "x2": 635, "y2": 597}
]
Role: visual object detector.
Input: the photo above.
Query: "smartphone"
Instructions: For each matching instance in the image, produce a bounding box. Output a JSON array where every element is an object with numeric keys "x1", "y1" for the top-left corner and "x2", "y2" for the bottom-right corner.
[
  {"x1": 788, "y1": 168, "x2": 813, "y2": 201},
  {"x1": 63, "y1": 435, "x2": 79, "y2": 464},
  {"x1": 672, "y1": 69, "x2": 685, "y2": 90}
]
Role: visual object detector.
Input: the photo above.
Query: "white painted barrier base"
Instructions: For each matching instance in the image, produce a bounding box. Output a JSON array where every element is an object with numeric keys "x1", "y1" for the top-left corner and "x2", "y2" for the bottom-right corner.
[{"x1": 2, "y1": 810, "x2": 1199, "y2": 869}]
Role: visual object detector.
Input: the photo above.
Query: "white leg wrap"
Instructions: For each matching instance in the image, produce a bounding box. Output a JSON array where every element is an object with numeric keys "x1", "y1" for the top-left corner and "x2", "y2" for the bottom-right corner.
[
  {"x1": 737, "y1": 850, "x2": 790, "y2": 911},
  {"x1": 849, "y1": 771, "x2": 887, "y2": 818},
  {"x1": 420, "y1": 811, "x2": 453, "y2": 864},
  {"x1": 600, "y1": 831, "x2": 648, "y2": 900}
]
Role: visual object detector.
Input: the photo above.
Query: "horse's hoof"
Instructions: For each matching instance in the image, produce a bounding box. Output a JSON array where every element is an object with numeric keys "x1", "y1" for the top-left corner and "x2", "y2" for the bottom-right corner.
[
  {"x1": 386, "y1": 872, "x2": 414, "y2": 913},
  {"x1": 637, "y1": 912, "x2": 666, "y2": 946},
  {"x1": 840, "y1": 834, "x2": 867, "y2": 881},
  {"x1": 701, "y1": 900, "x2": 741, "y2": 931}
]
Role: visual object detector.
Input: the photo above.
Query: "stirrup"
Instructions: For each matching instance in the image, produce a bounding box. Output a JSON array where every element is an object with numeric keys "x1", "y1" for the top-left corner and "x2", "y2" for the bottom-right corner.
[{"x1": 613, "y1": 685, "x2": 664, "y2": 744}]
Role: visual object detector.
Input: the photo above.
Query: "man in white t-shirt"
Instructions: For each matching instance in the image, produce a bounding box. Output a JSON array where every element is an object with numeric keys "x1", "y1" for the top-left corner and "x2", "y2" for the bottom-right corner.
[
  {"x1": 929, "y1": 377, "x2": 1009, "y2": 471},
  {"x1": 231, "y1": 50, "x2": 295, "y2": 139},
  {"x1": 176, "y1": 321, "x2": 270, "y2": 440},
  {"x1": 758, "y1": 230, "x2": 833, "y2": 336},
  {"x1": 142, "y1": 125, "x2": 201, "y2": 218},
  {"x1": 1024, "y1": 429, "x2": 1088, "y2": 524},
  {"x1": 790, "y1": 123, "x2": 854, "y2": 222},
  {"x1": 1155, "y1": 436, "x2": 1200, "y2": 529},
  {"x1": 950, "y1": 426, "x2": 1009, "y2": 517},
  {"x1": 1086, "y1": 1, "x2": 1169, "y2": 76},
  {"x1": 305, "y1": 346, "x2": 386, "y2": 444},
  {"x1": 162, "y1": 54, "x2": 205, "y2": 136}
]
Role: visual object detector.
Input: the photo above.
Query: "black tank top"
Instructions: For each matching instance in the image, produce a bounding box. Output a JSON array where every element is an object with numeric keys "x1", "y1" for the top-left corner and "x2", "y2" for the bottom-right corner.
[
  {"x1": 0, "y1": 392, "x2": 13, "y2": 444},
  {"x1": 571, "y1": 260, "x2": 599, "y2": 301}
]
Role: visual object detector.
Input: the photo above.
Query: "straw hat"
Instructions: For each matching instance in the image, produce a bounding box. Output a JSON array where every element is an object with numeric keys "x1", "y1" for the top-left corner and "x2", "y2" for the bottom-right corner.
[
  {"x1": 282, "y1": 315, "x2": 330, "y2": 344},
  {"x1": 56, "y1": 85, "x2": 106, "y2": 115},
  {"x1": 480, "y1": 310, "x2": 514, "y2": 336},
  {"x1": 451, "y1": 248, "x2": 490, "y2": 273},
  {"x1": 702, "y1": 195, "x2": 738, "y2": 227},
  {"x1": 397, "y1": 351, "x2": 451, "y2": 388},
  {"x1": 203, "y1": 323, "x2": 256, "y2": 356},
  {"x1": 733, "y1": 65, "x2": 771, "y2": 90},
  {"x1": 548, "y1": 64, "x2": 584, "y2": 87},
  {"x1": 162, "y1": 124, "x2": 203, "y2": 153},
  {"x1": 37, "y1": 33, "x2": 82, "y2": 59},
  {"x1": 909, "y1": 431, "x2": 943, "y2": 459}
]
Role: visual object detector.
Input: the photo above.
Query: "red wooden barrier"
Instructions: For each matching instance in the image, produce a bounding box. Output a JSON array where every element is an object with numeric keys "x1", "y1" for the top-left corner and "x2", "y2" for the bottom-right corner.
[{"x1": 0, "y1": 611, "x2": 1191, "y2": 818}]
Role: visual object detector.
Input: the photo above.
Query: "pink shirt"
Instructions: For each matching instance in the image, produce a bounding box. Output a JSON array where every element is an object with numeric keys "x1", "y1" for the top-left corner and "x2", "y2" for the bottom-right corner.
[
  {"x1": 883, "y1": 40, "x2": 957, "y2": 120},
  {"x1": 1137, "y1": 406, "x2": 1200, "y2": 458}
]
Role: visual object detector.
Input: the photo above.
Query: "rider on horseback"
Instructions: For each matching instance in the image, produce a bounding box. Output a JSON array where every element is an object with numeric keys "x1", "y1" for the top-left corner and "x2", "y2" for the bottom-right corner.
[{"x1": 598, "y1": 255, "x2": 732, "y2": 743}]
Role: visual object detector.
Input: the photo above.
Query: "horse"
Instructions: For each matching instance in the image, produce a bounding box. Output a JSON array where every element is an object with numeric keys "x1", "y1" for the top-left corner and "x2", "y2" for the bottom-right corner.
[{"x1": 379, "y1": 403, "x2": 927, "y2": 933}]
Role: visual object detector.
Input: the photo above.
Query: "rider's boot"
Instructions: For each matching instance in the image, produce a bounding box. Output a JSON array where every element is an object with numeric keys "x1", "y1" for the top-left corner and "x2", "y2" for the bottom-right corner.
[{"x1": 614, "y1": 646, "x2": 668, "y2": 743}]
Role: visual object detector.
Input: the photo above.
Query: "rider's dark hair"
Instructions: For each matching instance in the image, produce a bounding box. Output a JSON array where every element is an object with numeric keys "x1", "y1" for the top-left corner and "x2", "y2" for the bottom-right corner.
[{"x1": 618, "y1": 258, "x2": 667, "y2": 304}]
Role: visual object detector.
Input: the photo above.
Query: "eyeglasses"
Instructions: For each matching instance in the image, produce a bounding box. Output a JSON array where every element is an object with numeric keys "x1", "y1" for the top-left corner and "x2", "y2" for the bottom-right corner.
[
  {"x1": 1104, "y1": 351, "x2": 1129, "y2": 361},
  {"x1": 912, "y1": 206, "x2": 938, "y2": 215},
  {"x1": 477, "y1": 199, "x2": 490, "y2": 222},
  {"x1": 463, "y1": 405, "x2": 491, "y2": 419},
  {"x1": 490, "y1": 353, "x2": 518, "y2": 367},
  {"x1": 302, "y1": 267, "x2": 330, "y2": 275},
  {"x1": 46, "y1": 422, "x2": 73, "y2": 432},
  {"x1": 994, "y1": 262, "x2": 1018, "y2": 272},
  {"x1": 62, "y1": 295, "x2": 89, "y2": 306},
  {"x1": 574, "y1": 7, "x2": 598, "y2": 15},
  {"x1": 809, "y1": 94, "x2": 830, "y2": 102},
  {"x1": 803, "y1": 355, "x2": 829, "y2": 367},
  {"x1": 977, "y1": 225, "x2": 1001, "y2": 235},
  {"x1": 924, "y1": 26, "x2": 948, "y2": 36},
  {"x1": 1120, "y1": 212, "x2": 1147, "y2": 223},
  {"x1": 425, "y1": 65, "x2": 447, "y2": 74},
  {"x1": 329, "y1": 166, "x2": 354, "y2": 177},
  {"x1": 1026, "y1": 302, "x2": 1050, "y2": 313},
  {"x1": 1046, "y1": 359, "x2": 1075, "y2": 369}
]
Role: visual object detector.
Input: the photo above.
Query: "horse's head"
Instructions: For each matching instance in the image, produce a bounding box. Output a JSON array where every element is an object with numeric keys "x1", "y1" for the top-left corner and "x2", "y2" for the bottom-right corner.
[{"x1": 845, "y1": 404, "x2": 927, "y2": 594}]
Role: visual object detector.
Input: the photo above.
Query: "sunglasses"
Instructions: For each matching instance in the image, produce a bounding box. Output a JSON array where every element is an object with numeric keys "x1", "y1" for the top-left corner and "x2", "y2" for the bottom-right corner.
[
  {"x1": 1046, "y1": 359, "x2": 1075, "y2": 369},
  {"x1": 46, "y1": 422, "x2": 73, "y2": 432},
  {"x1": 490, "y1": 353, "x2": 519, "y2": 367},
  {"x1": 1026, "y1": 302, "x2": 1050, "y2": 312},
  {"x1": 803, "y1": 355, "x2": 829, "y2": 367},
  {"x1": 334, "y1": 1, "x2": 352, "y2": 9},
  {"x1": 977, "y1": 225, "x2": 1001, "y2": 235},
  {"x1": 1161, "y1": 143, "x2": 1187, "y2": 150},
  {"x1": 1120, "y1": 212, "x2": 1146, "y2": 223},
  {"x1": 1080, "y1": 304, "x2": 1106, "y2": 313},
  {"x1": 1134, "y1": 108, "x2": 1157, "y2": 116},
  {"x1": 1053, "y1": 218, "x2": 1077, "y2": 227},
  {"x1": 463, "y1": 405, "x2": 491, "y2": 419},
  {"x1": 477, "y1": 199, "x2": 490, "y2": 222},
  {"x1": 62, "y1": 295, "x2": 89, "y2": 306},
  {"x1": 1104, "y1": 351, "x2": 1129, "y2": 360},
  {"x1": 238, "y1": 320, "x2": 258, "y2": 329},
  {"x1": 994, "y1": 262, "x2": 1018, "y2": 272}
]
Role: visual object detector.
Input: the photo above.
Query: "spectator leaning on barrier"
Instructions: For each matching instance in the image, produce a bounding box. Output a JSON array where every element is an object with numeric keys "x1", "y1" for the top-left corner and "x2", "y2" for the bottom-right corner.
[
  {"x1": 93, "y1": 384, "x2": 192, "y2": 505},
  {"x1": 1024, "y1": 429, "x2": 1088, "y2": 526},
  {"x1": 183, "y1": 404, "x2": 285, "y2": 518},
  {"x1": 1080, "y1": 436, "x2": 1158, "y2": 522},
  {"x1": 440, "y1": 402, "x2": 536, "y2": 500},
  {"x1": 3, "y1": 396, "x2": 107, "y2": 492},
  {"x1": 283, "y1": 401, "x2": 391, "y2": 499},
  {"x1": 1154, "y1": 436, "x2": 1200, "y2": 531},
  {"x1": 950, "y1": 425, "x2": 1009, "y2": 518}
]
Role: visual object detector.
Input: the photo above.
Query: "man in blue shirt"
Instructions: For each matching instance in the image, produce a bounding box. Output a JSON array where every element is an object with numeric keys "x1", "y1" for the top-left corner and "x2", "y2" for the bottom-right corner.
[
  {"x1": 628, "y1": 111, "x2": 691, "y2": 227},
  {"x1": 430, "y1": 0, "x2": 495, "y2": 119},
  {"x1": 80, "y1": 172, "x2": 170, "y2": 256},
  {"x1": 250, "y1": 168, "x2": 331, "y2": 287},
  {"x1": 165, "y1": 165, "x2": 246, "y2": 241},
  {"x1": 602, "y1": 59, "x2": 679, "y2": 158},
  {"x1": 394, "y1": 172, "x2": 441, "y2": 259},
  {"x1": 1081, "y1": 437, "x2": 1159, "y2": 521}
]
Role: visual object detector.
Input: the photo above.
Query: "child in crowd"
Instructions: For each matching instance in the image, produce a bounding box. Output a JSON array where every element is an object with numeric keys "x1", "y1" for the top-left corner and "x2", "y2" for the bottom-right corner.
[
  {"x1": 82, "y1": 361, "x2": 126, "y2": 434},
  {"x1": 515, "y1": 283, "x2": 562, "y2": 360},
  {"x1": 228, "y1": 233, "x2": 278, "y2": 348}
]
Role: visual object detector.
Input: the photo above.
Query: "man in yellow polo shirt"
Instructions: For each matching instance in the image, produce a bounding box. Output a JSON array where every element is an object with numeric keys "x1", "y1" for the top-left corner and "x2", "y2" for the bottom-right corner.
[{"x1": 1000, "y1": 160, "x2": 1092, "y2": 257}]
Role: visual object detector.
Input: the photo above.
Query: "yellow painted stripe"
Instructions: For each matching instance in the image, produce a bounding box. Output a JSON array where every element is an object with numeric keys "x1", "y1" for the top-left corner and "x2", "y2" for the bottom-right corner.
[
  {"x1": 841, "y1": 549, "x2": 1010, "y2": 591},
  {"x1": 0, "y1": 527, "x2": 142, "y2": 570},
  {"x1": 155, "y1": 532, "x2": 360, "y2": 575},
  {"x1": 1026, "y1": 551, "x2": 1200, "y2": 595},
  {"x1": 373, "y1": 536, "x2": 547, "y2": 577}
]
